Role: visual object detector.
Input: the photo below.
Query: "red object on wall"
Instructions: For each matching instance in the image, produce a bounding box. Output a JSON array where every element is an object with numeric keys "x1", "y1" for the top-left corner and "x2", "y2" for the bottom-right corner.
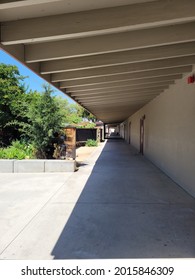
[{"x1": 187, "y1": 75, "x2": 195, "y2": 84}]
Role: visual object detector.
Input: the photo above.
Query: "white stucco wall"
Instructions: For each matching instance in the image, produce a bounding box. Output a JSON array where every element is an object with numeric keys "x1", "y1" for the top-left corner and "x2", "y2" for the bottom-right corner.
[{"x1": 124, "y1": 72, "x2": 195, "y2": 197}]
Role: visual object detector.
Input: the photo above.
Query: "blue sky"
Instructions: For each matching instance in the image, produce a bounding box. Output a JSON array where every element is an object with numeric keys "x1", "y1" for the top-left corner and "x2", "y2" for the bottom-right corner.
[{"x1": 0, "y1": 49, "x2": 75, "y2": 103}]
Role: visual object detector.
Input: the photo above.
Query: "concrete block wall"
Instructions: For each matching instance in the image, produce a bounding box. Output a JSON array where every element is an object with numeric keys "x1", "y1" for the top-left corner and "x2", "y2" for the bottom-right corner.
[
  {"x1": 14, "y1": 160, "x2": 45, "y2": 173},
  {"x1": 0, "y1": 159, "x2": 76, "y2": 173},
  {"x1": 0, "y1": 160, "x2": 14, "y2": 173},
  {"x1": 122, "y1": 71, "x2": 195, "y2": 198},
  {"x1": 45, "y1": 160, "x2": 76, "y2": 172}
]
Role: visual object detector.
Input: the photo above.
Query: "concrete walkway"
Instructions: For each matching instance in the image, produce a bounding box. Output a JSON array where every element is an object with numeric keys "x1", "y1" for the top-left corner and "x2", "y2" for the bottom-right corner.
[{"x1": 0, "y1": 139, "x2": 194, "y2": 259}]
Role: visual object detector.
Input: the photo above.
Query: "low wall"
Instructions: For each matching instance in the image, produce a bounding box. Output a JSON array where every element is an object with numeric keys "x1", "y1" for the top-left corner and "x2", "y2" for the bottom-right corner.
[{"x1": 0, "y1": 159, "x2": 76, "y2": 173}]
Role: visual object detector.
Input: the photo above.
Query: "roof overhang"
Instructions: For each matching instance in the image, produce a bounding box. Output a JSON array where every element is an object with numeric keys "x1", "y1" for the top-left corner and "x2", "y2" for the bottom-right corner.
[{"x1": 1, "y1": 0, "x2": 195, "y2": 123}]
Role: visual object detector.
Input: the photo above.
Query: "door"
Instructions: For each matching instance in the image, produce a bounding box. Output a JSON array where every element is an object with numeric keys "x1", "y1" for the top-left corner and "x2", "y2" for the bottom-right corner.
[
  {"x1": 129, "y1": 122, "x2": 131, "y2": 144},
  {"x1": 140, "y1": 115, "x2": 145, "y2": 154}
]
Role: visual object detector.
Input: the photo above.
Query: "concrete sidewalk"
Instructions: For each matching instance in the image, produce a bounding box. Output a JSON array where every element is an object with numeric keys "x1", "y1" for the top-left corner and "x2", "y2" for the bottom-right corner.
[{"x1": 0, "y1": 140, "x2": 194, "y2": 259}]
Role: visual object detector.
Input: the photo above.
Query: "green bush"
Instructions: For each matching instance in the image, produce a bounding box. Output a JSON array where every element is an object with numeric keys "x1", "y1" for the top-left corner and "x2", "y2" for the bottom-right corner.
[
  {"x1": 85, "y1": 139, "x2": 98, "y2": 147},
  {"x1": 0, "y1": 149, "x2": 6, "y2": 159},
  {"x1": 78, "y1": 123, "x2": 96, "y2": 128},
  {"x1": 0, "y1": 140, "x2": 35, "y2": 159}
]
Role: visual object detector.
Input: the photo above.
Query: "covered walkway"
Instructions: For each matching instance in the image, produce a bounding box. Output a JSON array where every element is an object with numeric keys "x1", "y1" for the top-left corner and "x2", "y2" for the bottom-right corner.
[
  {"x1": 52, "y1": 139, "x2": 195, "y2": 259},
  {"x1": 1, "y1": 140, "x2": 194, "y2": 259},
  {"x1": 1, "y1": 0, "x2": 195, "y2": 210}
]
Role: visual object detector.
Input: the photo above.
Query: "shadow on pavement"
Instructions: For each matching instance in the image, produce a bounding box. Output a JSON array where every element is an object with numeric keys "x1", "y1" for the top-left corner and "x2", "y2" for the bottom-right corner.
[{"x1": 51, "y1": 139, "x2": 195, "y2": 259}]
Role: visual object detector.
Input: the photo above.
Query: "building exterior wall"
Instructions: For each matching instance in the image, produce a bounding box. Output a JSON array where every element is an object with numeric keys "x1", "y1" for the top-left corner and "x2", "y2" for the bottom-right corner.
[{"x1": 122, "y1": 72, "x2": 195, "y2": 197}]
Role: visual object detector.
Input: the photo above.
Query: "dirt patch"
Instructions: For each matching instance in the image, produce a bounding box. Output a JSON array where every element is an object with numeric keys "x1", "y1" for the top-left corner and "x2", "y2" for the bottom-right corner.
[{"x1": 76, "y1": 146, "x2": 97, "y2": 162}]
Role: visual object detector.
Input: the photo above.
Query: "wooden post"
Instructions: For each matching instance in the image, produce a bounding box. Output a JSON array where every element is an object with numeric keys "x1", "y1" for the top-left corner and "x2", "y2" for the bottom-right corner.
[{"x1": 64, "y1": 127, "x2": 76, "y2": 159}]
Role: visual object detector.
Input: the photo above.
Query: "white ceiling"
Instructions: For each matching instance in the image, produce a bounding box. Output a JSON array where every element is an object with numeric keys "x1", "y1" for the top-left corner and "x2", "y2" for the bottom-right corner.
[
  {"x1": 1, "y1": 0, "x2": 195, "y2": 123},
  {"x1": 0, "y1": 0, "x2": 157, "y2": 21}
]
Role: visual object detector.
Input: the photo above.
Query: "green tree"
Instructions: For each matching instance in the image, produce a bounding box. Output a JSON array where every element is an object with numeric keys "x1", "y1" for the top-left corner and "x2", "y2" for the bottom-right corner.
[
  {"x1": 54, "y1": 96, "x2": 71, "y2": 125},
  {"x1": 54, "y1": 99, "x2": 86, "y2": 125},
  {"x1": 25, "y1": 84, "x2": 63, "y2": 158},
  {"x1": 0, "y1": 63, "x2": 27, "y2": 145},
  {"x1": 51, "y1": 95, "x2": 97, "y2": 126},
  {"x1": 81, "y1": 108, "x2": 96, "y2": 122},
  {"x1": 0, "y1": 62, "x2": 96, "y2": 158},
  {"x1": 67, "y1": 103, "x2": 83, "y2": 124}
]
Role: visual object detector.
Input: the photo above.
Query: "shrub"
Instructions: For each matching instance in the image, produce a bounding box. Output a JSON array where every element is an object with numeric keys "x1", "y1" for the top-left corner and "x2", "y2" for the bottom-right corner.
[
  {"x1": 77, "y1": 122, "x2": 96, "y2": 128},
  {"x1": 25, "y1": 85, "x2": 63, "y2": 158},
  {"x1": 0, "y1": 149, "x2": 6, "y2": 159},
  {"x1": 0, "y1": 140, "x2": 35, "y2": 159},
  {"x1": 85, "y1": 139, "x2": 98, "y2": 147}
]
